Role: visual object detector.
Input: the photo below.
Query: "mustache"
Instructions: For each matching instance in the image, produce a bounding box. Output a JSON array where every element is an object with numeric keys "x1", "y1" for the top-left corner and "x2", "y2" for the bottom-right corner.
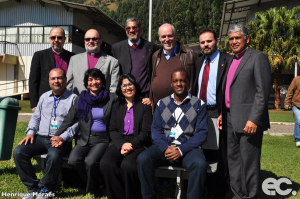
[{"x1": 163, "y1": 40, "x2": 172, "y2": 44}]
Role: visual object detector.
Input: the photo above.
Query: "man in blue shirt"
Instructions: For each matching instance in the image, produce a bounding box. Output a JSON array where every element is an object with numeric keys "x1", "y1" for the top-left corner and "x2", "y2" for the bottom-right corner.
[
  {"x1": 13, "y1": 68, "x2": 77, "y2": 199},
  {"x1": 192, "y1": 28, "x2": 233, "y2": 198}
]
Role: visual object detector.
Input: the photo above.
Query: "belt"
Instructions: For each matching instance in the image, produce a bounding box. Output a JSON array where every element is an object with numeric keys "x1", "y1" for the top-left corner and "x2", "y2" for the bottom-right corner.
[
  {"x1": 206, "y1": 105, "x2": 217, "y2": 110},
  {"x1": 90, "y1": 132, "x2": 106, "y2": 136}
]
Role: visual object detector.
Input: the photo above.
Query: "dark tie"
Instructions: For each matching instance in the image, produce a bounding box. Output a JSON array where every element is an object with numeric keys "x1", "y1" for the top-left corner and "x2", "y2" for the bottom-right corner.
[
  {"x1": 132, "y1": 44, "x2": 137, "y2": 48},
  {"x1": 199, "y1": 58, "x2": 210, "y2": 102}
]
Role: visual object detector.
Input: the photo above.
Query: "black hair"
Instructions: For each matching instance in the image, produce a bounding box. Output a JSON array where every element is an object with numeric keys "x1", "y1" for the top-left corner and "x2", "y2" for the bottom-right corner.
[
  {"x1": 198, "y1": 28, "x2": 218, "y2": 41},
  {"x1": 170, "y1": 68, "x2": 190, "y2": 83},
  {"x1": 83, "y1": 68, "x2": 106, "y2": 89},
  {"x1": 116, "y1": 74, "x2": 142, "y2": 103}
]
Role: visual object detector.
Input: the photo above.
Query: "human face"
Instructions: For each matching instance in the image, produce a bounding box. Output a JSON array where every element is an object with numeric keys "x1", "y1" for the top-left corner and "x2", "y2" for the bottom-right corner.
[
  {"x1": 199, "y1": 32, "x2": 218, "y2": 57},
  {"x1": 49, "y1": 69, "x2": 67, "y2": 95},
  {"x1": 228, "y1": 31, "x2": 249, "y2": 54},
  {"x1": 171, "y1": 71, "x2": 189, "y2": 97},
  {"x1": 121, "y1": 78, "x2": 136, "y2": 101},
  {"x1": 125, "y1": 21, "x2": 142, "y2": 43},
  {"x1": 88, "y1": 76, "x2": 103, "y2": 95},
  {"x1": 84, "y1": 29, "x2": 102, "y2": 53},
  {"x1": 159, "y1": 24, "x2": 176, "y2": 54},
  {"x1": 50, "y1": 28, "x2": 66, "y2": 52}
]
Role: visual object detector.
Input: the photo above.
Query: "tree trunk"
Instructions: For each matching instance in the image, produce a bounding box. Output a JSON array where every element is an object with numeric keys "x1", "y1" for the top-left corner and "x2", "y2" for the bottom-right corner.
[{"x1": 274, "y1": 68, "x2": 282, "y2": 109}]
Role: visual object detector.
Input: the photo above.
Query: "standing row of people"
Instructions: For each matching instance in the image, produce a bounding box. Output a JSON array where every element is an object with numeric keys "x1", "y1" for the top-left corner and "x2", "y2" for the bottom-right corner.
[{"x1": 14, "y1": 16, "x2": 271, "y2": 199}]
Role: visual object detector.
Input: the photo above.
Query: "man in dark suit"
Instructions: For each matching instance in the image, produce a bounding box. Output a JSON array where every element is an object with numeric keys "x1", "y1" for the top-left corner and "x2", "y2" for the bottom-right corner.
[
  {"x1": 217, "y1": 24, "x2": 271, "y2": 199},
  {"x1": 193, "y1": 28, "x2": 232, "y2": 199},
  {"x1": 111, "y1": 17, "x2": 159, "y2": 100},
  {"x1": 29, "y1": 27, "x2": 75, "y2": 111}
]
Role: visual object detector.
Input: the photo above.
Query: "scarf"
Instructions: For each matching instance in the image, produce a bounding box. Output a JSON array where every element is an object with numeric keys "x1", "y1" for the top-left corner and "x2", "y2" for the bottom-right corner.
[{"x1": 77, "y1": 88, "x2": 108, "y2": 122}]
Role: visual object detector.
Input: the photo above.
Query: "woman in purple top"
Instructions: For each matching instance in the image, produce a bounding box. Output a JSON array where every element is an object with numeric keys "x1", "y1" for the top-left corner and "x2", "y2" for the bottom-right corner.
[
  {"x1": 56, "y1": 68, "x2": 115, "y2": 198},
  {"x1": 100, "y1": 74, "x2": 153, "y2": 199}
]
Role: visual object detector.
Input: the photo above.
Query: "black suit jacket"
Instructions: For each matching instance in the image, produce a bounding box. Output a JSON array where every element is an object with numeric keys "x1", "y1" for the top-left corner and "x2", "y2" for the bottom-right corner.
[
  {"x1": 193, "y1": 51, "x2": 233, "y2": 115},
  {"x1": 111, "y1": 38, "x2": 159, "y2": 85},
  {"x1": 109, "y1": 100, "x2": 153, "y2": 151},
  {"x1": 29, "y1": 48, "x2": 75, "y2": 108}
]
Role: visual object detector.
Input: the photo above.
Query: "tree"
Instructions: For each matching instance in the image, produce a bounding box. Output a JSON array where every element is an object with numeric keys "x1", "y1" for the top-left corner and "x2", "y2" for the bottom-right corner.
[{"x1": 248, "y1": 6, "x2": 300, "y2": 109}]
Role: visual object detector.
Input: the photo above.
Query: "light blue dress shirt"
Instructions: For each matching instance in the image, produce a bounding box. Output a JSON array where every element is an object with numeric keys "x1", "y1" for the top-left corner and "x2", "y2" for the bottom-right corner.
[
  {"x1": 197, "y1": 49, "x2": 220, "y2": 105},
  {"x1": 25, "y1": 89, "x2": 77, "y2": 142},
  {"x1": 163, "y1": 43, "x2": 178, "y2": 60}
]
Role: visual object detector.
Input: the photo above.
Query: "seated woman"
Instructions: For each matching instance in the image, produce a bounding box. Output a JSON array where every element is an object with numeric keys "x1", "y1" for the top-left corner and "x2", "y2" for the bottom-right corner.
[
  {"x1": 100, "y1": 74, "x2": 153, "y2": 199},
  {"x1": 55, "y1": 68, "x2": 115, "y2": 198}
]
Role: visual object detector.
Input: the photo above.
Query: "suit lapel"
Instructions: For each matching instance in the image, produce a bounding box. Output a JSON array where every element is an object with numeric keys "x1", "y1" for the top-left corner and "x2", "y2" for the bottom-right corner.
[
  {"x1": 231, "y1": 48, "x2": 251, "y2": 85},
  {"x1": 216, "y1": 53, "x2": 227, "y2": 90},
  {"x1": 120, "y1": 103, "x2": 127, "y2": 134},
  {"x1": 83, "y1": 53, "x2": 89, "y2": 71},
  {"x1": 133, "y1": 102, "x2": 140, "y2": 136},
  {"x1": 95, "y1": 52, "x2": 107, "y2": 70},
  {"x1": 144, "y1": 40, "x2": 151, "y2": 66},
  {"x1": 47, "y1": 48, "x2": 56, "y2": 69},
  {"x1": 193, "y1": 56, "x2": 205, "y2": 94},
  {"x1": 123, "y1": 41, "x2": 132, "y2": 72}
]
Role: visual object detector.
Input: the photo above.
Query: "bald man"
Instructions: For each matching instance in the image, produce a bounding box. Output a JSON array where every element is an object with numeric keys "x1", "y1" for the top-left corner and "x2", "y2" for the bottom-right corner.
[
  {"x1": 66, "y1": 29, "x2": 120, "y2": 95},
  {"x1": 29, "y1": 27, "x2": 75, "y2": 111}
]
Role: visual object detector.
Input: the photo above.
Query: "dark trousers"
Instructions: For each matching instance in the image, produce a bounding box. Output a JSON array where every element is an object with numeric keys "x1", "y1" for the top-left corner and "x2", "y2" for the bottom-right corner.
[
  {"x1": 137, "y1": 145, "x2": 207, "y2": 199},
  {"x1": 100, "y1": 135, "x2": 144, "y2": 199},
  {"x1": 204, "y1": 109, "x2": 229, "y2": 199},
  {"x1": 227, "y1": 111, "x2": 263, "y2": 199},
  {"x1": 13, "y1": 135, "x2": 71, "y2": 192},
  {"x1": 68, "y1": 135, "x2": 108, "y2": 193}
]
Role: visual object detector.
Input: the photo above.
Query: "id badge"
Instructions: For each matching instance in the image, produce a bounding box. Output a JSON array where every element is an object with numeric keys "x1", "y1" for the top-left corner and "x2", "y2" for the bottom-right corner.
[
  {"x1": 50, "y1": 119, "x2": 58, "y2": 129},
  {"x1": 170, "y1": 125, "x2": 181, "y2": 138}
]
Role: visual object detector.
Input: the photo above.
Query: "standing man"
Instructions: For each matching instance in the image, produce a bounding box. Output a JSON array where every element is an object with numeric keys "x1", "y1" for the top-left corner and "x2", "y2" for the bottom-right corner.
[
  {"x1": 193, "y1": 28, "x2": 232, "y2": 198},
  {"x1": 111, "y1": 17, "x2": 159, "y2": 99},
  {"x1": 67, "y1": 29, "x2": 119, "y2": 95},
  {"x1": 150, "y1": 23, "x2": 200, "y2": 107},
  {"x1": 217, "y1": 24, "x2": 271, "y2": 199},
  {"x1": 29, "y1": 27, "x2": 75, "y2": 112},
  {"x1": 14, "y1": 68, "x2": 77, "y2": 199},
  {"x1": 284, "y1": 76, "x2": 300, "y2": 147},
  {"x1": 137, "y1": 68, "x2": 208, "y2": 199}
]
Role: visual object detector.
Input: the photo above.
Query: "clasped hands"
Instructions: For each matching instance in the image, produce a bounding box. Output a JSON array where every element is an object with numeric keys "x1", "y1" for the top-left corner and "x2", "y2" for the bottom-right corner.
[
  {"x1": 121, "y1": 142, "x2": 133, "y2": 155},
  {"x1": 164, "y1": 146, "x2": 181, "y2": 164}
]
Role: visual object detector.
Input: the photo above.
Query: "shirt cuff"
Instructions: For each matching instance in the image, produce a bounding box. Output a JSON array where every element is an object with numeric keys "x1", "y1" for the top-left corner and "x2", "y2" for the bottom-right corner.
[
  {"x1": 177, "y1": 147, "x2": 183, "y2": 156},
  {"x1": 26, "y1": 129, "x2": 36, "y2": 136}
]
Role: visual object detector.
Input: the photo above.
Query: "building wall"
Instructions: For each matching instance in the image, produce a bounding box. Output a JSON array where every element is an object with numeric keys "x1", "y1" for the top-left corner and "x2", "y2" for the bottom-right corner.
[{"x1": 0, "y1": 62, "x2": 6, "y2": 96}]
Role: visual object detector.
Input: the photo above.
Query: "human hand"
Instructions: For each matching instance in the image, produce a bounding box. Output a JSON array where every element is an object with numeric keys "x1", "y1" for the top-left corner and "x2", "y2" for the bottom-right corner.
[
  {"x1": 284, "y1": 105, "x2": 290, "y2": 110},
  {"x1": 31, "y1": 107, "x2": 36, "y2": 113},
  {"x1": 142, "y1": 98, "x2": 152, "y2": 106},
  {"x1": 217, "y1": 115, "x2": 222, "y2": 130},
  {"x1": 19, "y1": 134, "x2": 34, "y2": 145},
  {"x1": 164, "y1": 146, "x2": 181, "y2": 163},
  {"x1": 121, "y1": 142, "x2": 133, "y2": 153},
  {"x1": 243, "y1": 120, "x2": 257, "y2": 135},
  {"x1": 50, "y1": 136, "x2": 64, "y2": 147},
  {"x1": 121, "y1": 148, "x2": 129, "y2": 155}
]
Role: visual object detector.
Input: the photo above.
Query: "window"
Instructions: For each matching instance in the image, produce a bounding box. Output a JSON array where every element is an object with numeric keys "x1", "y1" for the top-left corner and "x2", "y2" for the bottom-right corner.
[
  {"x1": 6, "y1": 27, "x2": 17, "y2": 43},
  {"x1": 31, "y1": 27, "x2": 43, "y2": 43},
  {"x1": 19, "y1": 27, "x2": 30, "y2": 43},
  {"x1": 0, "y1": 27, "x2": 5, "y2": 41}
]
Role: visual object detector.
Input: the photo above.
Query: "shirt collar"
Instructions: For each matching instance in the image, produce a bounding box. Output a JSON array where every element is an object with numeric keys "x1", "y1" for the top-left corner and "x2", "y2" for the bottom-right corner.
[
  {"x1": 235, "y1": 47, "x2": 248, "y2": 59},
  {"x1": 205, "y1": 49, "x2": 219, "y2": 64},
  {"x1": 171, "y1": 93, "x2": 191, "y2": 105},
  {"x1": 49, "y1": 89, "x2": 68, "y2": 99},
  {"x1": 52, "y1": 48, "x2": 64, "y2": 55},
  {"x1": 88, "y1": 50, "x2": 102, "y2": 57},
  {"x1": 128, "y1": 38, "x2": 141, "y2": 47},
  {"x1": 163, "y1": 42, "x2": 178, "y2": 57}
]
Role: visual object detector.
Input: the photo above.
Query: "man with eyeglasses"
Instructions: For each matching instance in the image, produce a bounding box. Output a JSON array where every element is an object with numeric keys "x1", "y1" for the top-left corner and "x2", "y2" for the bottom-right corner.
[
  {"x1": 29, "y1": 27, "x2": 75, "y2": 112},
  {"x1": 66, "y1": 29, "x2": 119, "y2": 95},
  {"x1": 111, "y1": 17, "x2": 159, "y2": 103}
]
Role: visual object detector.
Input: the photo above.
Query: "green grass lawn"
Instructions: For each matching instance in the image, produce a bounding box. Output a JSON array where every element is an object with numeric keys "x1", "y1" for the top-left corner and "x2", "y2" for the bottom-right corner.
[
  {"x1": 18, "y1": 100, "x2": 32, "y2": 113},
  {"x1": 0, "y1": 122, "x2": 299, "y2": 198},
  {"x1": 269, "y1": 109, "x2": 296, "y2": 123}
]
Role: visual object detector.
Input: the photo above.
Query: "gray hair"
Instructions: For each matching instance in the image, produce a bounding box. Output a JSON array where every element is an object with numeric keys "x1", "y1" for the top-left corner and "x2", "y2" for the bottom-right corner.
[
  {"x1": 125, "y1": 17, "x2": 141, "y2": 28},
  {"x1": 227, "y1": 24, "x2": 248, "y2": 39},
  {"x1": 158, "y1": 23, "x2": 176, "y2": 36},
  {"x1": 50, "y1": 27, "x2": 65, "y2": 37}
]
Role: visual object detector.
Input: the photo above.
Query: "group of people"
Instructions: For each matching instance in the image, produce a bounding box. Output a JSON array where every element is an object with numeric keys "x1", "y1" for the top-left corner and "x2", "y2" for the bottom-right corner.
[{"x1": 13, "y1": 16, "x2": 271, "y2": 199}]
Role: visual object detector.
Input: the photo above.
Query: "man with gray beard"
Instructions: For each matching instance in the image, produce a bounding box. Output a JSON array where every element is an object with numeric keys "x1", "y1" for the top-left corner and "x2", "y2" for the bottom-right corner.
[{"x1": 66, "y1": 29, "x2": 119, "y2": 95}]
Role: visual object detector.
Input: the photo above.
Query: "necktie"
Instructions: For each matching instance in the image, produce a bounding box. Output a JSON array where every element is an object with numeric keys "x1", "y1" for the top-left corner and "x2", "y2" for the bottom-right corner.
[
  {"x1": 199, "y1": 58, "x2": 210, "y2": 102},
  {"x1": 132, "y1": 44, "x2": 137, "y2": 48}
]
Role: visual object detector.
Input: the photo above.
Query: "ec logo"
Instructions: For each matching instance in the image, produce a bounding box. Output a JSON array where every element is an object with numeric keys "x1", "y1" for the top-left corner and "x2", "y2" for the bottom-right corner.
[{"x1": 262, "y1": 178, "x2": 297, "y2": 196}]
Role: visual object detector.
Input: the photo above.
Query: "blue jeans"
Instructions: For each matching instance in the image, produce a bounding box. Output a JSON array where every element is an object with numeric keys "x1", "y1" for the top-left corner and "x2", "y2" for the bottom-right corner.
[
  {"x1": 137, "y1": 145, "x2": 207, "y2": 199},
  {"x1": 292, "y1": 106, "x2": 300, "y2": 142},
  {"x1": 13, "y1": 135, "x2": 71, "y2": 192}
]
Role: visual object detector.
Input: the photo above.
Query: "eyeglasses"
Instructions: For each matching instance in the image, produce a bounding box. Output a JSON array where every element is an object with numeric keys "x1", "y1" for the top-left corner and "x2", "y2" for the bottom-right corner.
[
  {"x1": 50, "y1": 36, "x2": 64, "y2": 40},
  {"x1": 125, "y1": 26, "x2": 138, "y2": 31},
  {"x1": 120, "y1": 82, "x2": 134, "y2": 90},
  {"x1": 84, "y1": 37, "x2": 100, "y2": 42}
]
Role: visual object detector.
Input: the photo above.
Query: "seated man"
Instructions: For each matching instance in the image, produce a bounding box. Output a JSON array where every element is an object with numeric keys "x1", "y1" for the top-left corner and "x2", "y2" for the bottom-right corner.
[
  {"x1": 13, "y1": 68, "x2": 77, "y2": 199},
  {"x1": 137, "y1": 68, "x2": 208, "y2": 199}
]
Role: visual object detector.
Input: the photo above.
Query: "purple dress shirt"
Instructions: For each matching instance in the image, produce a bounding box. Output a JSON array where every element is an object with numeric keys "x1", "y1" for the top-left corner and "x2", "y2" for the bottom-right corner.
[
  {"x1": 87, "y1": 51, "x2": 102, "y2": 69},
  {"x1": 52, "y1": 49, "x2": 68, "y2": 73},
  {"x1": 225, "y1": 47, "x2": 248, "y2": 108},
  {"x1": 123, "y1": 101, "x2": 134, "y2": 135},
  {"x1": 90, "y1": 104, "x2": 106, "y2": 133}
]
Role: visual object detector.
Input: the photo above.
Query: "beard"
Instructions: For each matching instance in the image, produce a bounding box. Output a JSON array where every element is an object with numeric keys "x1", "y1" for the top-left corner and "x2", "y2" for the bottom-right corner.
[
  {"x1": 128, "y1": 34, "x2": 139, "y2": 42},
  {"x1": 162, "y1": 41, "x2": 174, "y2": 51},
  {"x1": 85, "y1": 44, "x2": 101, "y2": 53},
  {"x1": 51, "y1": 43, "x2": 63, "y2": 52}
]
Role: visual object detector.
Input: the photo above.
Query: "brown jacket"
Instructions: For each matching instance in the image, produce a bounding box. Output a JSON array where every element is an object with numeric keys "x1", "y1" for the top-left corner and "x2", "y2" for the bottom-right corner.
[
  {"x1": 149, "y1": 42, "x2": 201, "y2": 107},
  {"x1": 285, "y1": 76, "x2": 300, "y2": 108}
]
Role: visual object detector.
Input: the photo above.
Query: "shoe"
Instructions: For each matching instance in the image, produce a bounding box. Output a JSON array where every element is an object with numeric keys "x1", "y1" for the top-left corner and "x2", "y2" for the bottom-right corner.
[
  {"x1": 36, "y1": 187, "x2": 53, "y2": 199},
  {"x1": 22, "y1": 192, "x2": 38, "y2": 199},
  {"x1": 296, "y1": 141, "x2": 300, "y2": 147}
]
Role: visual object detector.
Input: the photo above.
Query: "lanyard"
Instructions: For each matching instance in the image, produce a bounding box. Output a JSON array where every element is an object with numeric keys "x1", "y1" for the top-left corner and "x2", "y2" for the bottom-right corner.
[
  {"x1": 53, "y1": 95, "x2": 61, "y2": 120},
  {"x1": 55, "y1": 53, "x2": 64, "y2": 68},
  {"x1": 172, "y1": 100, "x2": 188, "y2": 127}
]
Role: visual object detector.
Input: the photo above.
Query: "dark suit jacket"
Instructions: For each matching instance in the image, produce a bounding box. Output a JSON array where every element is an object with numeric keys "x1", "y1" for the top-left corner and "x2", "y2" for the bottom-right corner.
[
  {"x1": 29, "y1": 48, "x2": 75, "y2": 108},
  {"x1": 221, "y1": 47, "x2": 271, "y2": 132},
  {"x1": 193, "y1": 51, "x2": 233, "y2": 115},
  {"x1": 111, "y1": 38, "x2": 159, "y2": 86},
  {"x1": 55, "y1": 92, "x2": 115, "y2": 146},
  {"x1": 109, "y1": 100, "x2": 153, "y2": 151}
]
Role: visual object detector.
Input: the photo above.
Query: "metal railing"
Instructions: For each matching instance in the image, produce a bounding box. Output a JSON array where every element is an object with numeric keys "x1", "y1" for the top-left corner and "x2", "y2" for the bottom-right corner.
[
  {"x1": 0, "y1": 79, "x2": 29, "y2": 95},
  {"x1": 0, "y1": 41, "x2": 19, "y2": 56}
]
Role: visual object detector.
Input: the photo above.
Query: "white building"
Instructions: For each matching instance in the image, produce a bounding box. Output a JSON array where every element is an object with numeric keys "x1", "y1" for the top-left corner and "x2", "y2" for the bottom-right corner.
[{"x1": 0, "y1": 0, "x2": 126, "y2": 98}]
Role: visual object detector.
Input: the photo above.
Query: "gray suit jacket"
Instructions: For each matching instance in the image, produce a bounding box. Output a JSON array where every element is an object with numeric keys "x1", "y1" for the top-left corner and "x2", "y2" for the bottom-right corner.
[
  {"x1": 222, "y1": 47, "x2": 271, "y2": 132},
  {"x1": 66, "y1": 51, "x2": 120, "y2": 95}
]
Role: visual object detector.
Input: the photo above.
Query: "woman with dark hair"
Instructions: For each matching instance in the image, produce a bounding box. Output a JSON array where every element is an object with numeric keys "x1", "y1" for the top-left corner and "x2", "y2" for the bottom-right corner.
[
  {"x1": 100, "y1": 73, "x2": 152, "y2": 199},
  {"x1": 55, "y1": 68, "x2": 115, "y2": 198}
]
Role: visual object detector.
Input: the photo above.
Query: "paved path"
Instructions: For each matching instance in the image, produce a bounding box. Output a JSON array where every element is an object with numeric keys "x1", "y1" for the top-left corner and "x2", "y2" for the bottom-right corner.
[{"x1": 18, "y1": 113, "x2": 295, "y2": 136}]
